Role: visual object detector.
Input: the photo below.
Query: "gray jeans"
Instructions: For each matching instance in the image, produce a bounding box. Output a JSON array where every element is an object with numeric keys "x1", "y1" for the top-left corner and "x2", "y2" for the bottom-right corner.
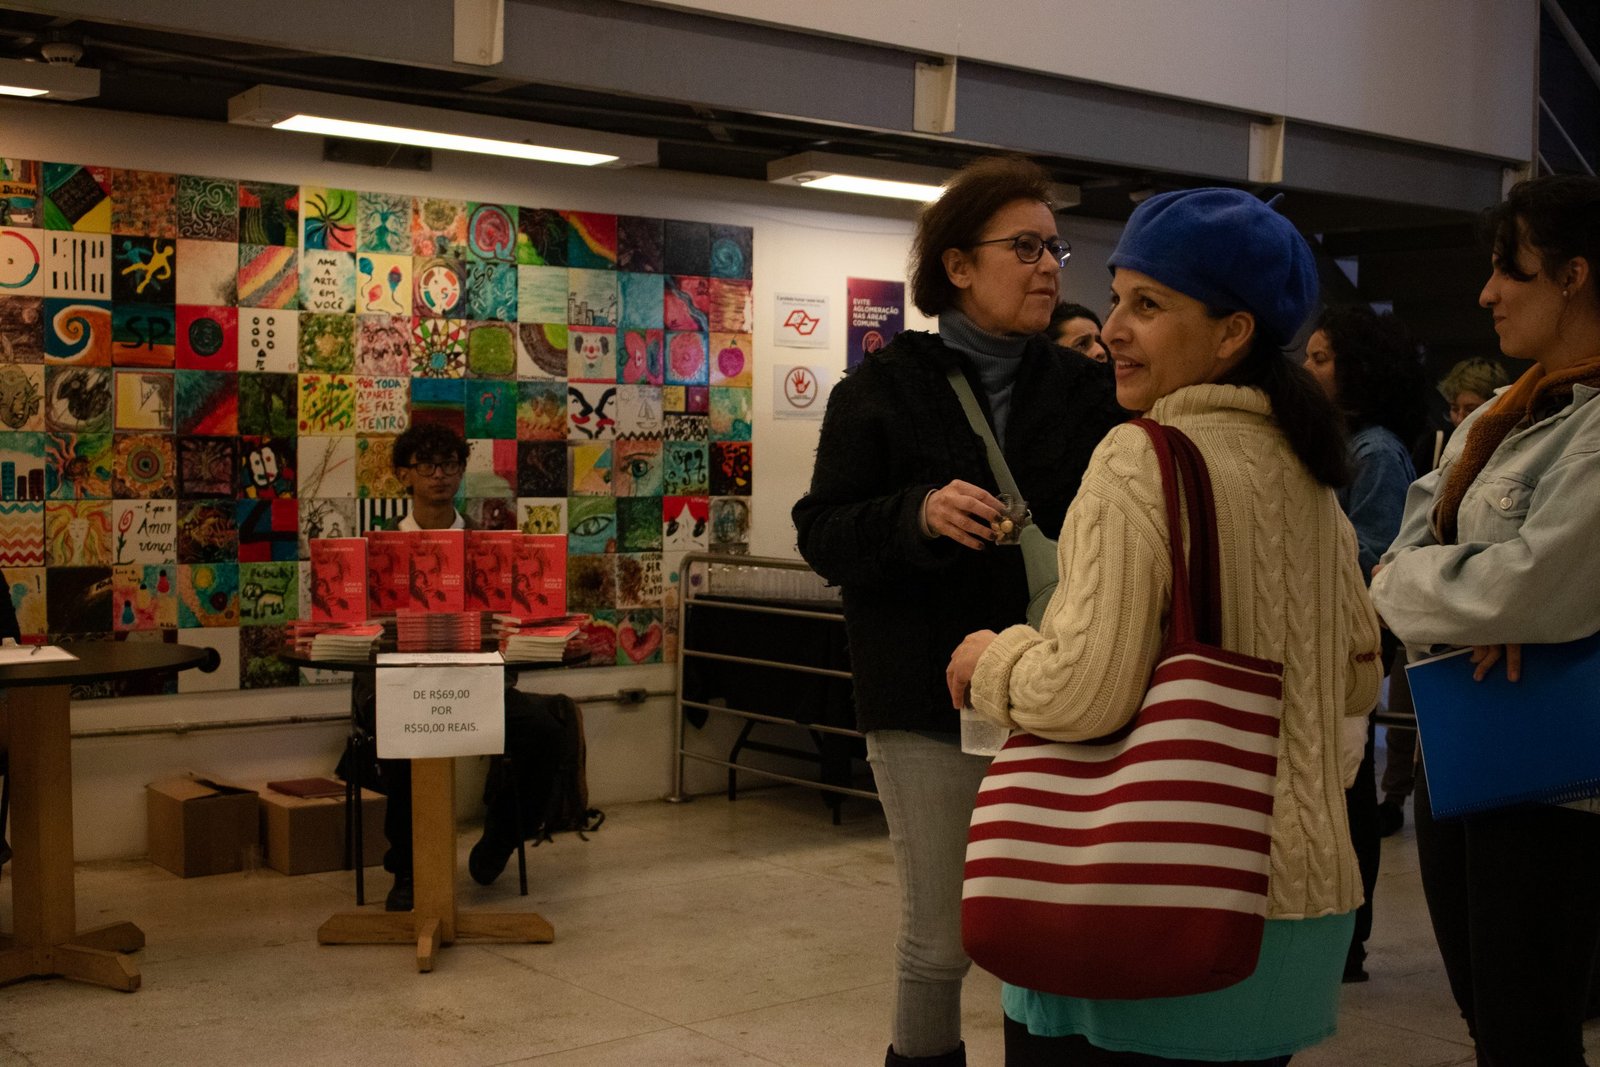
[{"x1": 866, "y1": 729, "x2": 993, "y2": 1059}]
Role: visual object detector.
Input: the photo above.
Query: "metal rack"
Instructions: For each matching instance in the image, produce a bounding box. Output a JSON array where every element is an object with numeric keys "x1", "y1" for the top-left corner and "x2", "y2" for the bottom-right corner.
[{"x1": 664, "y1": 552, "x2": 874, "y2": 819}]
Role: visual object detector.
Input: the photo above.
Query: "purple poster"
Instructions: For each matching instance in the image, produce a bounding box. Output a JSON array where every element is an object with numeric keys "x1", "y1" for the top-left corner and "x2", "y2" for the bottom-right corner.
[{"x1": 846, "y1": 277, "x2": 905, "y2": 369}]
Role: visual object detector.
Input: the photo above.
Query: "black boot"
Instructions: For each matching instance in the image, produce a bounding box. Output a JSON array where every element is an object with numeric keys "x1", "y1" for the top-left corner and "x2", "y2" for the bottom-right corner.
[
  {"x1": 384, "y1": 872, "x2": 413, "y2": 912},
  {"x1": 886, "y1": 1042, "x2": 965, "y2": 1067},
  {"x1": 467, "y1": 794, "x2": 519, "y2": 887}
]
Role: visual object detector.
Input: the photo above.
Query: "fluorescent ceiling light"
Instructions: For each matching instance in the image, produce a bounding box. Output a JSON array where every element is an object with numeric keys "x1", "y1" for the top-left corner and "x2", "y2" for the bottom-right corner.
[
  {"x1": 768, "y1": 152, "x2": 948, "y2": 202},
  {"x1": 0, "y1": 57, "x2": 99, "y2": 101},
  {"x1": 229, "y1": 85, "x2": 656, "y2": 169}
]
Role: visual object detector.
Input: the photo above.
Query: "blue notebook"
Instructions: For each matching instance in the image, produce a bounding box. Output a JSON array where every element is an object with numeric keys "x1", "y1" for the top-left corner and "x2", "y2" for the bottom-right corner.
[{"x1": 1405, "y1": 630, "x2": 1600, "y2": 818}]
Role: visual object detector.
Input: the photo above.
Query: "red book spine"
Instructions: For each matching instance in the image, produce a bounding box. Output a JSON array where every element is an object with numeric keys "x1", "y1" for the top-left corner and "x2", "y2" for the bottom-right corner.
[
  {"x1": 511, "y1": 534, "x2": 567, "y2": 620},
  {"x1": 309, "y1": 538, "x2": 368, "y2": 623},
  {"x1": 411, "y1": 529, "x2": 465, "y2": 612},
  {"x1": 365, "y1": 530, "x2": 410, "y2": 614}
]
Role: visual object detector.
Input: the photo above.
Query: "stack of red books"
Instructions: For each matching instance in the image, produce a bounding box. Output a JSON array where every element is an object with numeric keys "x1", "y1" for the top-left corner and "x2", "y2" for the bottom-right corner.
[
  {"x1": 394, "y1": 609, "x2": 483, "y2": 653},
  {"x1": 493, "y1": 612, "x2": 589, "y2": 661}
]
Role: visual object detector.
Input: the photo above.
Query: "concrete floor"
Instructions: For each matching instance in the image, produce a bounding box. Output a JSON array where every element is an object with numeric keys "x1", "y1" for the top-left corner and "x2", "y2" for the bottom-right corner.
[{"x1": 2, "y1": 785, "x2": 1598, "y2": 1065}]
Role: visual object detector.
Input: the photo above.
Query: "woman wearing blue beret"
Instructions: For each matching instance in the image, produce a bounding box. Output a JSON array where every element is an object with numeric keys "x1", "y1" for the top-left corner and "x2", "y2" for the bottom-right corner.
[{"x1": 949, "y1": 188, "x2": 1382, "y2": 1064}]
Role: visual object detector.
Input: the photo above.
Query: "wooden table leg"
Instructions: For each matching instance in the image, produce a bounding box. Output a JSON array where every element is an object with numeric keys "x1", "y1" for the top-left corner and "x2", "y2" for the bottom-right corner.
[{"x1": 2, "y1": 685, "x2": 144, "y2": 992}]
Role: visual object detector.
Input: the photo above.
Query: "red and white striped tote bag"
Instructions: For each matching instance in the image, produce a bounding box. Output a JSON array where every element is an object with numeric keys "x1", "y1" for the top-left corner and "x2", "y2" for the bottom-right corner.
[{"x1": 962, "y1": 420, "x2": 1286, "y2": 1001}]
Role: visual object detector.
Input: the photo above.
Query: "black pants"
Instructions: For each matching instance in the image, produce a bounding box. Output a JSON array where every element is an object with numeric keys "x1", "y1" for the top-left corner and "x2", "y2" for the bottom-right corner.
[
  {"x1": 1343, "y1": 721, "x2": 1380, "y2": 970},
  {"x1": 1414, "y1": 765, "x2": 1600, "y2": 1066},
  {"x1": 1002, "y1": 1018, "x2": 1290, "y2": 1066}
]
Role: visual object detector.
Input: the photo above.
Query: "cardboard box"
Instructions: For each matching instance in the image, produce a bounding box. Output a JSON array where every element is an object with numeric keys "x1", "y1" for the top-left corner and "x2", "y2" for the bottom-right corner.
[
  {"x1": 250, "y1": 780, "x2": 387, "y2": 876},
  {"x1": 146, "y1": 775, "x2": 260, "y2": 878}
]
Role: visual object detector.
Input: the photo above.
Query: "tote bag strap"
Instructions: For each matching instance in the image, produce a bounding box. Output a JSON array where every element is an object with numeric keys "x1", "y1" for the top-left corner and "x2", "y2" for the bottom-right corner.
[
  {"x1": 1132, "y1": 419, "x2": 1223, "y2": 647},
  {"x1": 945, "y1": 367, "x2": 1022, "y2": 499}
]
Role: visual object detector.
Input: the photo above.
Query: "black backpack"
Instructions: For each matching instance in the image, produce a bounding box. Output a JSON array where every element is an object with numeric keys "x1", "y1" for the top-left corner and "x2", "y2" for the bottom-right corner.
[{"x1": 490, "y1": 689, "x2": 605, "y2": 842}]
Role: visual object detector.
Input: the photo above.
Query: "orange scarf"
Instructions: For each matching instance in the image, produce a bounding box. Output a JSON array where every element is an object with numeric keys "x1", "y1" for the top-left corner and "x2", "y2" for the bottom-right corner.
[{"x1": 1434, "y1": 355, "x2": 1600, "y2": 543}]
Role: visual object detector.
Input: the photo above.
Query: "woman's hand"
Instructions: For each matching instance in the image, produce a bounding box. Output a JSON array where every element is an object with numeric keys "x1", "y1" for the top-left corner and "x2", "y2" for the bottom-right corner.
[
  {"x1": 1470, "y1": 644, "x2": 1522, "y2": 682},
  {"x1": 947, "y1": 629, "x2": 1000, "y2": 708},
  {"x1": 923, "y1": 480, "x2": 1004, "y2": 550}
]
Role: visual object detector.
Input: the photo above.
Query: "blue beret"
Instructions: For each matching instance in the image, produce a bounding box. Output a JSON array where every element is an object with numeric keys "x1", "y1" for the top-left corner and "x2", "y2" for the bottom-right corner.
[{"x1": 1107, "y1": 188, "x2": 1319, "y2": 346}]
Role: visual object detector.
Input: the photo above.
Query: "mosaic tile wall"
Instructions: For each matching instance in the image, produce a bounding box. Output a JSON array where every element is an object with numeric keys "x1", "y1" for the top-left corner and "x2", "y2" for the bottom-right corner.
[{"x1": 0, "y1": 159, "x2": 755, "y2": 695}]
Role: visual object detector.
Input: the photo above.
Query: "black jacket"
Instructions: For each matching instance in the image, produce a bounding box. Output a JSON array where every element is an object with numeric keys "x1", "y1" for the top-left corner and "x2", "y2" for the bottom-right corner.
[{"x1": 792, "y1": 330, "x2": 1125, "y2": 733}]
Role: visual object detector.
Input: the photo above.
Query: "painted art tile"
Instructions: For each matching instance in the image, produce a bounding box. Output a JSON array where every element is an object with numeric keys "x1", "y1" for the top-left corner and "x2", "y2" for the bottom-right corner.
[
  {"x1": 464, "y1": 438, "x2": 516, "y2": 499},
  {"x1": 0, "y1": 500, "x2": 45, "y2": 567},
  {"x1": 297, "y1": 373, "x2": 357, "y2": 435},
  {"x1": 0, "y1": 363, "x2": 44, "y2": 431},
  {"x1": 236, "y1": 498, "x2": 299, "y2": 562},
  {"x1": 356, "y1": 254, "x2": 411, "y2": 316},
  {"x1": 174, "y1": 369, "x2": 239, "y2": 436},
  {"x1": 684, "y1": 385, "x2": 710, "y2": 415},
  {"x1": 359, "y1": 497, "x2": 410, "y2": 534},
  {"x1": 355, "y1": 435, "x2": 405, "y2": 498},
  {"x1": 467, "y1": 203, "x2": 518, "y2": 263},
  {"x1": 238, "y1": 371, "x2": 299, "y2": 438},
  {"x1": 616, "y1": 496, "x2": 663, "y2": 552},
  {"x1": 615, "y1": 606, "x2": 663, "y2": 663},
  {"x1": 567, "y1": 495, "x2": 616, "y2": 552},
  {"x1": 563, "y1": 211, "x2": 616, "y2": 270},
  {"x1": 238, "y1": 181, "x2": 298, "y2": 247},
  {"x1": 177, "y1": 560, "x2": 239, "y2": 626},
  {"x1": 108, "y1": 234, "x2": 178, "y2": 307},
  {"x1": 414, "y1": 256, "x2": 466, "y2": 318},
  {"x1": 0, "y1": 160, "x2": 41, "y2": 227},
  {"x1": 465, "y1": 260, "x2": 516, "y2": 321},
  {"x1": 613, "y1": 436, "x2": 663, "y2": 497},
  {"x1": 615, "y1": 554, "x2": 663, "y2": 613},
  {"x1": 356, "y1": 191, "x2": 413, "y2": 254},
  {"x1": 711, "y1": 441, "x2": 753, "y2": 496},
  {"x1": 237, "y1": 244, "x2": 299, "y2": 309},
  {"x1": 515, "y1": 322, "x2": 566, "y2": 379},
  {"x1": 567, "y1": 556, "x2": 615, "y2": 613},
  {"x1": 516, "y1": 265, "x2": 569, "y2": 325},
  {"x1": 238, "y1": 308, "x2": 298, "y2": 373},
  {"x1": 7, "y1": 565, "x2": 45, "y2": 635},
  {"x1": 567, "y1": 381, "x2": 616, "y2": 442},
  {"x1": 299, "y1": 497, "x2": 358, "y2": 556},
  {"x1": 0, "y1": 296, "x2": 44, "y2": 362},
  {"x1": 111, "y1": 170, "x2": 178, "y2": 238},
  {"x1": 355, "y1": 375, "x2": 409, "y2": 435},
  {"x1": 710, "y1": 331, "x2": 752, "y2": 387},
  {"x1": 663, "y1": 219, "x2": 712, "y2": 277},
  {"x1": 663, "y1": 440, "x2": 709, "y2": 495},
  {"x1": 240, "y1": 560, "x2": 298, "y2": 625},
  {"x1": 295, "y1": 435, "x2": 356, "y2": 499},
  {"x1": 43, "y1": 432, "x2": 112, "y2": 499},
  {"x1": 567, "y1": 326, "x2": 615, "y2": 383},
  {"x1": 408, "y1": 377, "x2": 465, "y2": 434},
  {"x1": 516, "y1": 379, "x2": 566, "y2": 441},
  {"x1": 41, "y1": 163, "x2": 111, "y2": 233},
  {"x1": 710, "y1": 278, "x2": 752, "y2": 333},
  {"x1": 239, "y1": 623, "x2": 296, "y2": 688},
  {"x1": 354, "y1": 314, "x2": 410, "y2": 375},
  {"x1": 567, "y1": 268, "x2": 618, "y2": 327},
  {"x1": 238, "y1": 435, "x2": 296, "y2": 499},
  {"x1": 299, "y1": 250, "x2": 356, "y2": 313},
  {"x1": 297, "y1": 312, "x2": 356, "y2": 373},
  {"x1": 411, "y1": 318, "x2": 466, "y2": 378},
  {"x1": 620, "y1": 329, "x2": 663, "y2": 386},
  {"x1": 175, "y1": 175, "x2": 238, "y2": 241},
  {"x1": 112, "y1": 370, "x2": 174, "y2": 432},
  {"x1": 0, "y1": 226, "x2": 44, "y2": 297},
  {"x1": 175, "y1": 239, "x2": 239, "y2": 306},
  {"x1": 44, "y1": 232, "x2": 111, "y2": 299},
  {"x1": 663, "y1": 274, "x2": 711, "y2": 333},
  {"x1": 111, "y1": 432, "x2": 176, "y2": 498},
  {"x1": 412, "y1": 197, "x2": 468, "y2": 259},
  {"x1": 708, "y1": 387, "x2": 752, "y2": 442},
  {"x1": 465, "y1": 321, "x2": 516, "y2": 378},
  {"x1": 112, "y1": 563, "x2": 178, "y2": 631},
  {"x1": 616, "y1": 216, "x2": 663, "y2": 274},
  {"x1": 619, "y1": 272, "x2": 663, "y2": 330},
  {"x1": 516, "y1": 496, "x2": 565, "y2": 536},
  {"x1": 177, "y1": 435, "x2": 238, "y2": 498},
  {"x1": 301, "y1": 187, "x2": 357, "y2": 251},
  {"x1": 515, "y1": 208, "x2": 568, "y2": 266},
  {"x1": 112, "y1": 499, "x2": 177, "y2": 566},
  {"x1": 177, "y1": 499, "x2": 239, "y2": 565},
  {"x1": 44, "y1": 498, "x2": 112, "y2": 566},
  {"x1": 516, "y1": 441, "x2": 565, "y2": 498},
  {"x1": 464, "y1": 496, "x2": 517, "y2": 531},
  {"x1": 176, "y1": 305, "x2": 238, "y2": 371},
  {"x1": 466, "y1": 378, "x2": 515, "y2": 439},
  {"x1": 613, "y1": 384, "x2": 664, "y2": 439},
  {"x1": 110, "y1": 304, "x2": 174, "y2": 367},
  {"x1": 45, "y1": 366, "x2": 111, "y2": 433},
  {"x1": 665, "y1": 330, "x2": 709, "y2": 387},
  {"x1": 569, "y1": 441, "x2": 612, "y2": 496},
  {"x1": 709, "y1": 224, "x2": 754, "y2": 280},
  {"x1": 709, "y1": 496, "x2": 751, "y2": 554}
]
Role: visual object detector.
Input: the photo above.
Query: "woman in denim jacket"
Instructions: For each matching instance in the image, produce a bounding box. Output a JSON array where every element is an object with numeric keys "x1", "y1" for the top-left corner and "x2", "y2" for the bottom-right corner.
[{"x1": 1370, "y1": 173, "x2": 1600, "y2": 1067}]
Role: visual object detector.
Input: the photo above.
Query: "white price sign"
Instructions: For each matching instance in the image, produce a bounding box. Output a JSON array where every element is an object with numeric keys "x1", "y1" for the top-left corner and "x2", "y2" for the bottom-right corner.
[{"x1": 375, "y1": 654, "x2": 505, "y2": 758}]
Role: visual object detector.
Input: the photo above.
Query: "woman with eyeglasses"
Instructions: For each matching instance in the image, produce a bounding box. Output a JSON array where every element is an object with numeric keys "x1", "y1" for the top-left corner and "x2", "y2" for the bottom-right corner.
[{"x1": 794, "y1": 155, "x2": 1125, "y2": 1067}]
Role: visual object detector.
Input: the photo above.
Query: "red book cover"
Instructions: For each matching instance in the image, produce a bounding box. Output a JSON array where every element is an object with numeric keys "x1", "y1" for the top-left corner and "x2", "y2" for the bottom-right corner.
[
  {"x1": 511, "y1": 535, "x2": 567, "y2": 620},
  {"x1": 365, "y1": 530, "x2": 411, "y2": 615},
  {"x1": 410, "y1": 529, "x2": 465, "y2": 611},
  {"x1": 465, "y1": 531, "x2": 518, "y2": 613},
  {"x1": 309, "y1": 538, "x2": 368, "y2": 623}
]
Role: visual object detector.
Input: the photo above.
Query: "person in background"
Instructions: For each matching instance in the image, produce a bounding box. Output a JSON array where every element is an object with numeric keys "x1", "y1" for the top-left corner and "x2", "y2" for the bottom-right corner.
[
  {"x1": 1303, "y1": 305, "x2": 1429, "y2": 981},
  {"x1": 1048, "y1": 301, "x2": 1108, "y2": 362},
  {"x1": 1380, "y1": 354, "x2": 1512, "y2": 837},
  {"x1": 948, "y1": 187, "x2": 1380, "y2": 1065},
  {"x1": 1371, "y1": 173, "x2": 1600, "y2": 1066},
  {"x1": 794, "y1": 155, "x2": 1124, "y2": 1067}
]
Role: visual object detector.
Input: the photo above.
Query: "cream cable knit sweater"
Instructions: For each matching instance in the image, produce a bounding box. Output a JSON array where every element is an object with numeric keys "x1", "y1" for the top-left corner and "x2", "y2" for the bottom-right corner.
[{"x1": 970, "y1": 384, "x2": 1383, "y2": 919}]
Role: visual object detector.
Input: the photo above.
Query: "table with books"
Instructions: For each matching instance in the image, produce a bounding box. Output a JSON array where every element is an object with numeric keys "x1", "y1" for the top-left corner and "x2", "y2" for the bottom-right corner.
[{"x1": 287, "y1": 531, "x2": 585, "y2": 972}]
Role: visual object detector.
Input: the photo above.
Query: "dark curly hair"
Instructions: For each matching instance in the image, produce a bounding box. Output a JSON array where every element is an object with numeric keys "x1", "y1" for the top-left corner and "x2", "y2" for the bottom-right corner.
[
  {"x1": 908, "y1": 155, "x2": 1056, "y2": 316},
  {"x1": 392, "y1": 421, "x2": 469, "y2": 470},
  {"x1": 1312, "y1": 305, "x2": 1429, "y2": 444},
  {"x1": 1484, "y1": 173, "x2": 1600, "y2": 310}
]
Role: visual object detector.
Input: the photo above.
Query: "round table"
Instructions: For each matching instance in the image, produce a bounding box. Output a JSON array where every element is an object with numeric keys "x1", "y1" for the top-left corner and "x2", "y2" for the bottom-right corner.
[{"x1": 0, "y1": 642, "x2": 215, "y2": 992}]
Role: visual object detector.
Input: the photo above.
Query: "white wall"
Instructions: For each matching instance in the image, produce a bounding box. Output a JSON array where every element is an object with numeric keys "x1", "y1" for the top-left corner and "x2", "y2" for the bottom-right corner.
[
  {"x1": 0, "y1": 98, "x2": 954, "y2": 859},
  {"x1": 638, "y1": 0, "x2": 1536, "y2": 162}
]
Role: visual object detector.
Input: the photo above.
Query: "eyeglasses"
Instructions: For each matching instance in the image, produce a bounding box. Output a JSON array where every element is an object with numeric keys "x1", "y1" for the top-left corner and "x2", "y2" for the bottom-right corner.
[
  {"x1": 407, "y1": 460, "x2": 463, "y2": 476},
  {"x1": 970, "y1": 232, "x2": 1071, "y2": 267}
]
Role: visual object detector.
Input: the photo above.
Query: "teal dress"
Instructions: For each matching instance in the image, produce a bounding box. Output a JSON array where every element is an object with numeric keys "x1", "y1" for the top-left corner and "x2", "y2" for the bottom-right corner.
[{"x1": 1004, "y1": 913, "x2": 1355, "y2": 1061}]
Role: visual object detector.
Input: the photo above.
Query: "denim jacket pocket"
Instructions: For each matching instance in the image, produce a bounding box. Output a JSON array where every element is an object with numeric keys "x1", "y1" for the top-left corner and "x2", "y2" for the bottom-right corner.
[{"x1": 1463, "y1": 473, "x2": 1535, "y2": 542}]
